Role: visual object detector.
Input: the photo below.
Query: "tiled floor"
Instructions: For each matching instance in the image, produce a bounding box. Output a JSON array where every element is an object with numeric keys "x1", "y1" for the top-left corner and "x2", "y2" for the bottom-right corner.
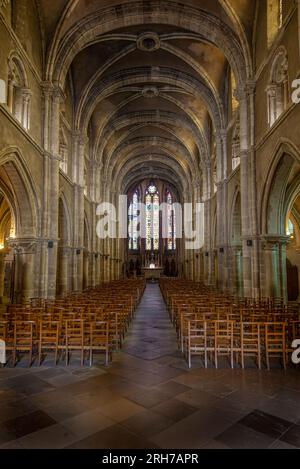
[{"x1": 0, "y1": 283, "x2": 299, "y2": 449}]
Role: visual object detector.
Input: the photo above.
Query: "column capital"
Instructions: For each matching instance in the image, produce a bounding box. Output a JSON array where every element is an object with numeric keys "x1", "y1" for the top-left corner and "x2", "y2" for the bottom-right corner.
[
  {"x1": 215, "y1": 128, "x2": 227, "y2": 140},
  {"x1": 7, "y1": 237, "x2": 38, "y2": 254},
  {"x1": 235, "y1": 80, "x2": 256, "y2": 100},
  {"x1": 72, "y1": 130, "x2": 88, "y2": 146},
  {"x1": 41, "y1": 81, "x2": 53, "y2": 97},
  {"x1": 90, "y1": 159, "x2": 102, "y2": 170},
  {"x1": 261, "y1": 234, "x2": 290, "y2": 248},
  {"x1": 21, "y1": 87, "x2": 32, "y2": 100}
]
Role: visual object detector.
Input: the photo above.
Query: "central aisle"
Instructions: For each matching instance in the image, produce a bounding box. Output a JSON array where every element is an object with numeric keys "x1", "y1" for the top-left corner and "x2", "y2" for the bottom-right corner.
[{"x1": 123, "y1": 282, "x2": 178, "y2": 360}]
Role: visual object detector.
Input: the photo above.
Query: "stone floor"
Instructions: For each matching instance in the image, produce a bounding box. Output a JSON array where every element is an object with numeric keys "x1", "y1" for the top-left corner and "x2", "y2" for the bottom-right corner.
[{"x1": 0, "y1": 283, "x2": 299, "y2": 449}]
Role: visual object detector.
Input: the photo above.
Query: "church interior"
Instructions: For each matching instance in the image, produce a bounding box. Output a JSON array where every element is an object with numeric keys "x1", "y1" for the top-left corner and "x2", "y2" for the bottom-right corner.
[{"x1": 0, "y1": 0, "x2": 300, "y2": 451}]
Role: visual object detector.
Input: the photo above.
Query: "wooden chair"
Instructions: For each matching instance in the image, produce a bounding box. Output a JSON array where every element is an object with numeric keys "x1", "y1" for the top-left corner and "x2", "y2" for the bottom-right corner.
[
  {"x1": 38, "y1": 320, "x2": 60, "y2": 365},
  {"x1": 264, "y1": 322, "x2": 286, "y2": 370},
  {"x1": 64, "y1": 319, "x2": 84, "y2": 366},
  {"x1": 214, "y1": 320, "x2": 234, "y2": 369},
  {"x1": 13, "y1": 320, "x2": 37, "y2": 366},
  {"x1": 89, "y1": 321, "x2": 110, "y2": 366},
  {"x1": 185, "y1": 320, "x2": 209, "y2": 368},
  {"x1": 239, "y1": 322, "x2": 261, "y2": 369}
]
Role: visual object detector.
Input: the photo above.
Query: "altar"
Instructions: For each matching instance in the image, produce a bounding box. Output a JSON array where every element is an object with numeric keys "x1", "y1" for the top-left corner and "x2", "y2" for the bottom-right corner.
[{"x1": 141, "y1": 267, "x2": 163, "y2": 279}]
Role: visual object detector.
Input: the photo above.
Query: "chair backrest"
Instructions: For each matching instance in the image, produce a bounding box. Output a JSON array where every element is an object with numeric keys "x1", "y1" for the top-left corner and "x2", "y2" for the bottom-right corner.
[
  {"x1": 40, "y1": 320, "x2": 60, "y2": 342},
  {"x1": 265, "y1": 322, "x2": 286, "y2": 349},
  {"x1": 90, "y1": 321, "x2": 109, "y2": 344},
  {"x1": 65, "y1": 319, "x2": 84, "y2": 344},
  {"x1": 14, "y1": 320, "x2": 35, "y2": 345}
]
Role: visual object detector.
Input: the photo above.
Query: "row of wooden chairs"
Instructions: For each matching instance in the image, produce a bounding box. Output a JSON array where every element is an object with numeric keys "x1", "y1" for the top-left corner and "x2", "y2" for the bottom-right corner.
[
  {"x1": 160, "y1": 278, "x2": 300, "y2": 370},
  {"x1": 1, "y1": 319, "x2": 112, "y2": 367},
  {"x1": 0, "y1": 279, "x2": 145, "y2": 367},
  {"x1": 184, "y1": 319, "x2": 291, "y2": 370}
]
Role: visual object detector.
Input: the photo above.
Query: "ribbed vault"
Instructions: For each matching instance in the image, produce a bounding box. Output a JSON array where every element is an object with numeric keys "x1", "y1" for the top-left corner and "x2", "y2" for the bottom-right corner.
[{"x1": 39, "y1": 0, "x2": 255, "y2": 201}]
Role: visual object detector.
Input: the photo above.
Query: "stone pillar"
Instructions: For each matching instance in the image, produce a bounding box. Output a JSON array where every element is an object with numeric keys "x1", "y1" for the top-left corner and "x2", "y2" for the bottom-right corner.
[
  {"x1": 266, "y1": 84, "x2": 277, "y2": 126},
  {"x1": 203, "y1": 164, "x2": 214, "y2": 285},
  {"x1": 237, "y1": 81, "x2": 257, "y2": 298},
  {"x1": 40, "y1": 83, "x2": 64, "y2": 298},
  {"x1": 10, "y1": 239, "x2": 38, "y2": 302},
  {"x1": 72, "y1": 132, "x2": 86, "y2": 291},
  {"x1": 261, "y1": 236, "x2": 289, "y2": 301},
  {"x1": 56, "y1": 247, "x2": 71, "y2": 296},
  {"x1": 83, "y1": 249, "x2": 89, "y2": 290},
  {"x1": 231, "y1": 247, "x2": 243, "y2": 296},
  {"x1": 7, "y1": 74, "x2": 14, "y2": 112},
  {"x1": 215, "y1": 178, "x2": 228, "y2": 289},
  {"x1": 48, "y1": 87, "x2": 63, "y2": 298},
  {"x1": 21, "y1": 88, "x2": 31, "y2": 130}
]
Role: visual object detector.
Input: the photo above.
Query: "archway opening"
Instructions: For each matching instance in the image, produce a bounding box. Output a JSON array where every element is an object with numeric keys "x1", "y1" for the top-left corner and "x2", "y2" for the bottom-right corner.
[
  {"x1": 0, "y1": 190, "x2": 15, "y2": 304},
  {"x1": 286, "y1": 194, "x2": 300, "y2": 301}
]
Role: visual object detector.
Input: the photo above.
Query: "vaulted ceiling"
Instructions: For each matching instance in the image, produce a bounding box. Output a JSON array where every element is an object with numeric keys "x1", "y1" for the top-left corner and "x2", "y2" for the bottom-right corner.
[{"x1": 38, "y1": 0, "x2": 256, "y2": 195}]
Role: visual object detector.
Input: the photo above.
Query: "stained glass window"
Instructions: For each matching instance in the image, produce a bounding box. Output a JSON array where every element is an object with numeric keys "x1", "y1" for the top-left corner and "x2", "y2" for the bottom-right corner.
[
  {"x1": 145, "y1": 193, "x2": 152, "y2": 250},
  {"x1": 166, "y1": 190, "x2": 176, "y2": 250},
  {"x1": 153, "y1": 193, "x2": 160, "y2": 250},
  {"x1": 128, "y1": 190, "x2": 139, "y2": 250},
  {"x1": 145, "y1": 184, "x2": 159, "y2": 251}
]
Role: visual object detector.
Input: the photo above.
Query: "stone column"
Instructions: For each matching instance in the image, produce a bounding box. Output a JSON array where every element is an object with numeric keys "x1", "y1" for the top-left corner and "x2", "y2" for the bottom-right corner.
[
  {"x1": 10, "y1": 239, "x2": 38, "y2": 302},
  {"x1": 7, "y1": 74, "x2": 14, "y2": 113},
  {"x1": 261, "y1": 236, "x2": 289, "y2": 301},
  {"x1": 82, "y1": 249, "x2": 89, "y2": 289},
  {"x1": 203, "y1": 164, "x2": 214, "y2": 285},
  {"x1": 231, "y1": 246, "x2": 243, "y2": 296},
  {"x1": 72, "y1": 132, "x2": 86, "y2": 291},
  {"x1": 237, "y1": 81, "x2": 257, "y2": 298},
  {"x1": 21, "y1": 88, "x2": 31, "y2": 130},
  {"x1": 56, "y1": 246, "x2": 71, "y2": 296},
  {"x1": 266, "y1": 85, "x2": 277, "y2": 126},
  {"x1": 40, "y1": 83, "x2": 63, "y2": 298},
  {"x1": 47, "y1": 87, "x2": 63, "y2": 298}
]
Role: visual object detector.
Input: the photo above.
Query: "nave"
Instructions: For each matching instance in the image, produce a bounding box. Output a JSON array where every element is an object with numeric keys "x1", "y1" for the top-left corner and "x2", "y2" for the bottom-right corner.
[{"x1": 0, "y1": 282, "x2": 299, "y2": 449}]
